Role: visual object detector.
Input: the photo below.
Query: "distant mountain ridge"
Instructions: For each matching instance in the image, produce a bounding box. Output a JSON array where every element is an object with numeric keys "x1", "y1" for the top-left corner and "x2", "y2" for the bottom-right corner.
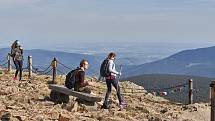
[
  {"x1": 2, "y1": 46, "x2": 215, "y2": 77},
  {"x1": 123, "y1": 46, "x2": 215, "y2": 78},
  {"x1": 0, "y1": 48, "x2": 102, "y2": 75}
]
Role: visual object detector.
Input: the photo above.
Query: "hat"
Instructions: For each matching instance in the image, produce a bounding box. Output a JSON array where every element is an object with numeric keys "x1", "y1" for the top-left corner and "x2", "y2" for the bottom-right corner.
[{"x1": 16, "y1": 40, "x2": 20, "y2": 45}]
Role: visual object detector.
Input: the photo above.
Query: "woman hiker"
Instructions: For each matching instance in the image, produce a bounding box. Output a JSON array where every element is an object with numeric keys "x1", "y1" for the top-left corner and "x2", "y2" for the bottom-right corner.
[
  {"x1": 102, "y1": 52, "x2": 126, "y2": 109},
  {"x1": 11, "y1": 40, "x2": 23, "y2": 81}
]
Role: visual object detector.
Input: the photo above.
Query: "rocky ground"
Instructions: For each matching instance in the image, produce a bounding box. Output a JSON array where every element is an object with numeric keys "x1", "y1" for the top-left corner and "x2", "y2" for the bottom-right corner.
[{"x1": 0, "y1": 69, "x2": 211, "y2": 121}]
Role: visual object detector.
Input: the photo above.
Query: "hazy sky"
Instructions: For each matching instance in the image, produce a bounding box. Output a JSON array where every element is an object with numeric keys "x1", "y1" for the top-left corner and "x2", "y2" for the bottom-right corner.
[{"x1": 0, "y1": 0, "x2": 215, "y2": 49}]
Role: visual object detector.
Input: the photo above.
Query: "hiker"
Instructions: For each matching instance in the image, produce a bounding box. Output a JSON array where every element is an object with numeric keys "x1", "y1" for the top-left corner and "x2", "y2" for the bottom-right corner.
[
  {"x1": 101, "y1": 52, "x2": 126, "y2": 109},
  {"x1": 11, "y1": 40, "x2": 23, "y2": 81},
  {"x1": 65, "y1": 59, "x2": 91, "y2": 93}
]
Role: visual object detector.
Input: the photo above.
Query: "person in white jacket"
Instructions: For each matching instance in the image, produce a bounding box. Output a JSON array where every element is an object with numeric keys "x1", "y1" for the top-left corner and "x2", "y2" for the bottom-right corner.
[{"x1": 102, "y1": 52, "x2": 126, "y2": 109}]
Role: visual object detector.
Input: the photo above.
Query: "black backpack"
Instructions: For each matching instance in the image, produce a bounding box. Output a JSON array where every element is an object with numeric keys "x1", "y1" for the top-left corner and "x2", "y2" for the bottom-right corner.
[
  {"x1": 65, "y1": 68, "x2": 81, "y2": 89},
  {"x1": 100, "y1": 59, "x2": 110, "y2": 77}
]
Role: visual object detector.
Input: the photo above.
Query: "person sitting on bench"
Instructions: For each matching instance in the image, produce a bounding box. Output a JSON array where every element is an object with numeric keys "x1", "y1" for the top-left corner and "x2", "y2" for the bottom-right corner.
[
  {"x1": 65, "y1": 59, "x2": 91, "y2": 93},
  {"x1": 73, "y1": 59, "x2": 91, "y2": 93},
  {"x1": 65, "y1": 60, "x2": 91, "y2": 93}
]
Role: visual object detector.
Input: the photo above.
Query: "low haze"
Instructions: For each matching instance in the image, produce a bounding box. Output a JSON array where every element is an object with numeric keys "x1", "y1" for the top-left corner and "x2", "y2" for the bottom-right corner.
[{"x1": 0, "y1": 0, "x2": 215, "y2": 63}]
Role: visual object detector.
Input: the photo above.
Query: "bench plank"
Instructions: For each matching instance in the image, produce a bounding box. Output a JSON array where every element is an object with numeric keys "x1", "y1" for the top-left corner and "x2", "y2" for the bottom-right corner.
[{"x1": 49, "y1": 84, "x2": 102, "y2": 102}]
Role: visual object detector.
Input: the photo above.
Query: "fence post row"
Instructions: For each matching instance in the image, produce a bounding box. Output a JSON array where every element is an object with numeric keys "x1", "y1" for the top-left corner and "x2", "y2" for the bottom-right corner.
[
  {"x1": 52, "y1": 57, "x2": 57, "y2": 84},
  {"x1": 189, "y1": 79, "x2": 193, "y2": 104},
  {"x1": 28, "y1": 56, "x2": 33, "y2": 79}
]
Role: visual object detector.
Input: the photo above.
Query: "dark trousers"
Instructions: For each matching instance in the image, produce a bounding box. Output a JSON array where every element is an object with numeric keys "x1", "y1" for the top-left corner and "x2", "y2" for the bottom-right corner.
[
  {"x1": 104, "y1": 78, "x2": 123, "y2": 105},
  {"x1": 14, "y1": 60, "x2": 23, "y2": 81}
]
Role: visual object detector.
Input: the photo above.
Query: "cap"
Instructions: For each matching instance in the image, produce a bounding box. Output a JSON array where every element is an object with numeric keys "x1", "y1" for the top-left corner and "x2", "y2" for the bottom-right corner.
[{"x1": 16, "y1": 41, "x2": 20, "y2": 45}]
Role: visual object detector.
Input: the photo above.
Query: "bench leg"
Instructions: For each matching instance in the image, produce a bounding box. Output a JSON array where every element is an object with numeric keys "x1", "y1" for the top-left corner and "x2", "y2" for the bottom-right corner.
[{"x1": 50, "y1": 90, "x2": 69, "y2": 104}]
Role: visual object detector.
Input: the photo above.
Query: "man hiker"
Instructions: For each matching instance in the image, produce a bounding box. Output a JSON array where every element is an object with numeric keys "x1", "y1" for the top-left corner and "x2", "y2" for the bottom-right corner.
[
  {"x1": 11, "y1": 40, "x2": 23, "y2": 81},
  {"x1": 101, "y1": 52, "x2": 126, "y2": 109},
  {"x1": 65, "y1": 59, "x2": 91, "y2": 93}
]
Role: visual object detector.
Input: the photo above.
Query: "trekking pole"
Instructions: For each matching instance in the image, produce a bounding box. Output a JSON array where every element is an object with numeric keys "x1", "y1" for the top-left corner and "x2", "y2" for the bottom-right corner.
[
  {"x1": 117, "y1": 65, "x2": 123, "y2": 96},
  {"x1": 117, "y1": 65, "x2": 127, "y2": 108},
  {"x1": 117, "y1": 65, "x2": 122, "y2": 86},
  {"x1": 118, "y1": 65, "x2": 122, "y2": 81}
]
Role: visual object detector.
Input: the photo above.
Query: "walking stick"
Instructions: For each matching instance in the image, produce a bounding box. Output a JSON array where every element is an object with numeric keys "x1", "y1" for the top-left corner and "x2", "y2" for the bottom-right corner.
[
  {"x1": 117, "y1": 65, "x2": 122, "y2": 91},
  {"x1": 117, "y1": 65, "x2": 125, "y2": 99},
  {"x1": 117, "y1": 65, "x2": 127, "y2": 109}
]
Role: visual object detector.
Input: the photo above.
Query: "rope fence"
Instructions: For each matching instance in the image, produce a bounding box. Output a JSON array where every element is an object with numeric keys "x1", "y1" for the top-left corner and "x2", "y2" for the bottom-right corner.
[
  {"x1": 34, "y1": 64, "x2": 52, "y2": 75},
  {"x1": 57, "y1": 61, "x2": 73, "y2": 71},
  {"x1": 0, "y1": 55, "x2": 203, "y2": 105},
  {"x1": 56, "y1": 68, "x2": 65, "y2": 75},
  {"x1": 0, "y1": 61, "x2": 8, "y2": 67},
  {"x1": 145, "y1": 82, "x2": 189, "y2": 91},
  {"x1": 0, "y1": 57, "x2": 7, "y2": 63}
]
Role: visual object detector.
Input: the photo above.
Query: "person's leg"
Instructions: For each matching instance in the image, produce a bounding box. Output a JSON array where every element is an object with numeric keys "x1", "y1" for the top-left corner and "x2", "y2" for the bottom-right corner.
[
  {"x1": 14, "y1": 60, "x2": 19, "y2": 79},
  {"x1": 104, "y1": 79, "x2": 112, "y2": 103},
  {"x1": 79, "y1": 86, "x2": 91, "y2": 94},
  {"x1": 18, "y1": 60, "x2": 23, "y2": 81},
  {"x1": 112, "y1": 79, "x2": 123, "y2": 104}
]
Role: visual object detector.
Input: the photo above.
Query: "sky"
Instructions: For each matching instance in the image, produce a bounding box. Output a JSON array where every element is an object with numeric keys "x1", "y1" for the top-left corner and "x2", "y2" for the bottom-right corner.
[{"x1": 0, "y1": 0, "x2": 215, "y2": 50}]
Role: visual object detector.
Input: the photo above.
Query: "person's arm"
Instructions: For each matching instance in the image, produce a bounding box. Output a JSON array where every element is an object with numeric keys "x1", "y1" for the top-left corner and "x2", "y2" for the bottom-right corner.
[
  {"x1": 19, "y1": 46, "x2": 23, "y2": 54},
  {"x1": 11, "y1": 48, "x2": 16, "y2": 58},
  {"x1": 79, "y1": 71, "x2": 88, "y2": 87},
  {"x1": 20, "y1": 48, "x2": 23, "y2": 54},
  {"x1": 108, "y1": 60, "x2": 119, "y2": 75}
]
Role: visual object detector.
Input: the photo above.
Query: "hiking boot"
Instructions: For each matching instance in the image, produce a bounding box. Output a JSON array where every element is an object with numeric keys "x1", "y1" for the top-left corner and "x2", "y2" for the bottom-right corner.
[
  {"x1": 120, "y1": 101, "x2": 127, "y2": 106},
  {"x1": 119, "y1": 104, "x2": 126, "y2": 110}
]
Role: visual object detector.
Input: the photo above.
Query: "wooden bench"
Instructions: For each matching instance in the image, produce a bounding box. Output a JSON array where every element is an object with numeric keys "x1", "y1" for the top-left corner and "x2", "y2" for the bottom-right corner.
[{"x1": 49, "y1": 84, "x2": 102, "y2": 103}]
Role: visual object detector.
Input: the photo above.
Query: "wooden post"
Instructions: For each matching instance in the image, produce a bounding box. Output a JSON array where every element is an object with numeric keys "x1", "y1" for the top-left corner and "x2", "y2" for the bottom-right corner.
[
  {"x1": 52, "y1": 58, "x2": 57, "y2": 84},
  {"x1": 189, "y1": 79, "x2": 193, "y2": 104},
  {"x1": 132, "y1": 87, "x2": 134, "y2": 94},
  {"x1": 28, "y1": 56, "x2": 33, "y2": 79},
  {"x1": 7, "y1": 53, "x2": 12, "y2": 72},
  {"x1": 210, "y1": 81, "x2": 215, "y2": 121},
  {"x1": 210, "y1": 86, "x2": 212, "y2": 105}
]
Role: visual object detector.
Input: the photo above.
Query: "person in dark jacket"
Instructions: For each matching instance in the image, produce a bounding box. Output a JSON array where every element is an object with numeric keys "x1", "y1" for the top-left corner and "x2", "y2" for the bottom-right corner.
[
  {"x1": 74, "y1": 59, "x2": 91, "y2": 93},
  {"x1": 11, "y1": 40, "x2": 23, "y2": 81}
]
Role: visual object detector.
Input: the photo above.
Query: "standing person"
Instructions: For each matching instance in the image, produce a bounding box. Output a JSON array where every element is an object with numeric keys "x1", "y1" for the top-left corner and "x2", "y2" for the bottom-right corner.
[
  {"x1": 11, "y1": 40, "x2": 23, "y2": 81},
  {"x1": 102, "y1": 52, "x2": 126, "y2": 109},
  {"x1": 65, "y1": 59, "x2": 91, "y2": 93}
]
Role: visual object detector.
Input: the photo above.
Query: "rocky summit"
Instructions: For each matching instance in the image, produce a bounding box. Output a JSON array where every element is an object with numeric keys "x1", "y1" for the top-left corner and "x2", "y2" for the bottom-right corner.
[{"x1": 0, "y1": 69, "x2": 210, "y2": 121}]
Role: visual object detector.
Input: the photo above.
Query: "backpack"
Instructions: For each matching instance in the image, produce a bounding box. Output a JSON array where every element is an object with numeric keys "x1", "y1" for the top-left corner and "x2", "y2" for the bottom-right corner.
[
  {"x1": 65, "y1": 68, "x2": 81, "y2": 89},
  {"x1": 100, "y1": 59, "x2": 110, "y2": 77},
  {"x1": 10, "y1": 48, "x2": 16, "y2": 58},
  {"x1": 11, "y1": 47, "x2": 23, "y2": 60}
]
